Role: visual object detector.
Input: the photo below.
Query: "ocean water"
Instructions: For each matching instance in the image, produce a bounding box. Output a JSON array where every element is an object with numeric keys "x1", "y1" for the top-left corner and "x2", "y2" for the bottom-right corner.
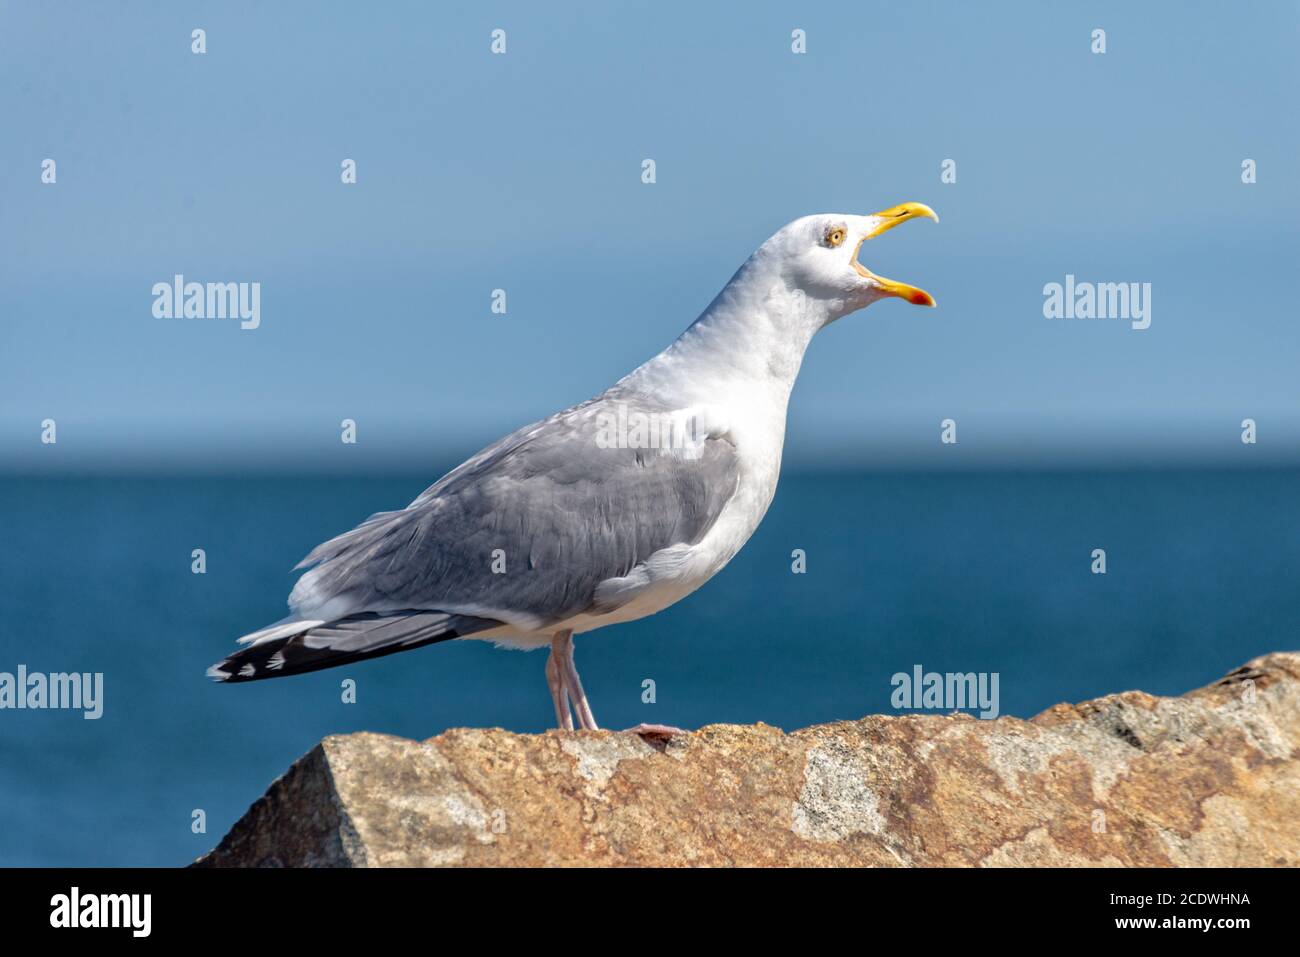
[{"x1": 1, "y1": 469, "x2": 1297, "y2": 866}]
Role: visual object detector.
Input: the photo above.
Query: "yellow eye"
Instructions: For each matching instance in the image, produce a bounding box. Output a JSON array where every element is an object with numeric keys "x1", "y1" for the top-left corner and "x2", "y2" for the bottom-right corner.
[{"x1": 825, "y1": 227, "x2": 846, "y2": 247}]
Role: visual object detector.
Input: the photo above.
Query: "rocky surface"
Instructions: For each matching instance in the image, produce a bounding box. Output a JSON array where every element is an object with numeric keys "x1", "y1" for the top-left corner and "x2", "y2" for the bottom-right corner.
[{"x1": 195, "y1": 652, "x2": 1300, "y2": 867}]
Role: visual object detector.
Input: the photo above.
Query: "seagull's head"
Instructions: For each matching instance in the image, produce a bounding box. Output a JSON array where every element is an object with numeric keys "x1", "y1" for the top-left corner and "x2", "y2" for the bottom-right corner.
[{"x1": 758, "y1": 202, "x2": 939, "y2": 323}]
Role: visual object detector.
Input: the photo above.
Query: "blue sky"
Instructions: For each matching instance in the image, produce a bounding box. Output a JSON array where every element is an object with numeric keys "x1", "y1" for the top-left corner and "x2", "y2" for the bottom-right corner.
[{"x1": 2, "y1": 0, "x2": 1297, "y2": 472}]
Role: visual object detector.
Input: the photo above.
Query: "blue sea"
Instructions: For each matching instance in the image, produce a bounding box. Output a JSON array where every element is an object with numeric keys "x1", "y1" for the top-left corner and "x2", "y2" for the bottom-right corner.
[{"x1": 1, "y1": 468, "x2": 1297, "y2": 866}]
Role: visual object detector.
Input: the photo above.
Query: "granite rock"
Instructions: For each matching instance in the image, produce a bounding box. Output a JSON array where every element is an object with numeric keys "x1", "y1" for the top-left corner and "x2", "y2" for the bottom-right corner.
[{"x1": 195, "y1": 652, "x2": 1300, "y2": 867}]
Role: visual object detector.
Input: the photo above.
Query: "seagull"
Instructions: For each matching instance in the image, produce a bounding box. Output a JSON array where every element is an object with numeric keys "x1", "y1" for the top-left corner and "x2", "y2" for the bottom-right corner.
[{"x1": 208, "y1": 202, "x2": 939, "y2": 732}]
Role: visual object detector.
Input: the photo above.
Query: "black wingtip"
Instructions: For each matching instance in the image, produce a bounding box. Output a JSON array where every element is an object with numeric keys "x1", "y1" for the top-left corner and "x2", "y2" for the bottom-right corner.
[{"x1": 207, "y1": 612, "x2": 503, "y2": 684}]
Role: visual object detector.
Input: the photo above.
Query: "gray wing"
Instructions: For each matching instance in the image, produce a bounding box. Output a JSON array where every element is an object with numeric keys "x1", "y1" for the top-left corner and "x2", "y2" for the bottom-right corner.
[{"x1": 288, "y1": 391, "x2": 740, "y2": 631}]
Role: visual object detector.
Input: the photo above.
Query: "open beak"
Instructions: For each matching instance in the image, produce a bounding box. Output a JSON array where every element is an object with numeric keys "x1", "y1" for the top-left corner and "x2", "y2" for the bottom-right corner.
[{"x1": 853, "y1": 201, "x2": 939, "y2": 307}]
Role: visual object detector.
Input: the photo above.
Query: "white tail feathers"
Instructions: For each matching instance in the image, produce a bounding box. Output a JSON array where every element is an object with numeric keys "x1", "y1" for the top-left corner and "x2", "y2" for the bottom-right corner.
[{"x1": 236, "y1": 618, "x2": 325, "y2": 647}]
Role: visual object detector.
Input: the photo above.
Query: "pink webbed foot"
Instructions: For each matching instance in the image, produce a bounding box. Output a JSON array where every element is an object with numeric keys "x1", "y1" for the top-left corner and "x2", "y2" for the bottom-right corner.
[{"x1": 622, "y1": 722, "x2": 689, "y2": 745}]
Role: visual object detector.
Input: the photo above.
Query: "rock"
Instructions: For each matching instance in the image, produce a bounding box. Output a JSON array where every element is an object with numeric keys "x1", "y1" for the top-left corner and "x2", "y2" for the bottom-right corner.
[{"x1": 195, "y1": 652, "x2": 1300, "y2": 867}]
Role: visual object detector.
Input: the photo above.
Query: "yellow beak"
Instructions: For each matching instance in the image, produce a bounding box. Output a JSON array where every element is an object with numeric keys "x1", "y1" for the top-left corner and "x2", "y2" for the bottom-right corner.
[
  {"x1": 853, "y1": 202, "x2": 939, "y2": 307},
  {"x1": 863, "y1": 201, "x2": 940, "y2": 239}
]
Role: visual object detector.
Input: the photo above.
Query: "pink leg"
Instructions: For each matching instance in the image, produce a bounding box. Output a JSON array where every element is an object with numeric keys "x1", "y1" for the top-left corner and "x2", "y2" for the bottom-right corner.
[
  {"x1": 545, "y1": 644, "x2": 573, "y2": 730},
  {"x1": 553, "y1": 630, "x2": 599, "y2": 731}
]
